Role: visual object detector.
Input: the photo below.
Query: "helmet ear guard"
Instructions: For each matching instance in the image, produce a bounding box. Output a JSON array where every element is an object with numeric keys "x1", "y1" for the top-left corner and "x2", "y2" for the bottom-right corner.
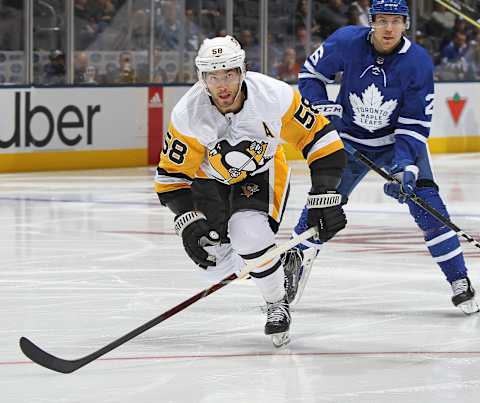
[{"x1": 368, "y1": 0, "x2": 410, "y2": 30}]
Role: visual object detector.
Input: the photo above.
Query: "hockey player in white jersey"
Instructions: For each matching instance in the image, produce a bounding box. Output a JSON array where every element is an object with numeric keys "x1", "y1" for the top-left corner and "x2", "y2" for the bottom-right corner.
[
  {"x1": 155, "y1": 35, "x2": 347, "y2": 347},
  {"x1": 288, "y1": 0, "x2": 478, "y2": 314}
]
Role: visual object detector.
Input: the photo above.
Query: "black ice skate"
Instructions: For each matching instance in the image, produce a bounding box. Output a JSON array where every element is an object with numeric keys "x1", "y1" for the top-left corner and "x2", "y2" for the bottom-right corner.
[
  {"x1": 283, "y1": 247, "x2": 318, "y2": 310},
  {"x1": 451, "y1": 277, "x2": 479, "y2": 315},
  {"x1": 264, "y1": 296, "x2": 291, "y2": 348},
  {"x1": 283, "y1": 248, "x2": 304, "y2": 303}
]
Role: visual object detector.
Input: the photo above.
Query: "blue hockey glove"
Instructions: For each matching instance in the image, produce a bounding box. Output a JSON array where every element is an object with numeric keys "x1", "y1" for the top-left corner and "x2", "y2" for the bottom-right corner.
[{"x1": 383, "y1": 163, "x2": 419, "y2": 203}]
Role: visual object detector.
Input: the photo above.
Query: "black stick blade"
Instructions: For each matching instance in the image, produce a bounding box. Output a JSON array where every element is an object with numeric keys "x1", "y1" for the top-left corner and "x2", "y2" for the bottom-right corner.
[{"x1": 19, "y1": 337, "x2": 83, "y2": 374}]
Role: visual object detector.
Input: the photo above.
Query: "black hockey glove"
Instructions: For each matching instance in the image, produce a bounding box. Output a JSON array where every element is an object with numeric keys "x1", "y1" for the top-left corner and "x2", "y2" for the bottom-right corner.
[
  {"x1": 306, "y1": 192, "x2": 347, "y2": 242},
  {"x1": 174, "y1": 211, "x2": 220, "y2": 269}
]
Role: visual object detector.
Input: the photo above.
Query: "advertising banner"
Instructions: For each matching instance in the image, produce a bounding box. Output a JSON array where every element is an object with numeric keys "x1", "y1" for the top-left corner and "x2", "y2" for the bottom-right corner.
[{"x1": 0, "y1": 87, "x2": 149, "y2": 172}]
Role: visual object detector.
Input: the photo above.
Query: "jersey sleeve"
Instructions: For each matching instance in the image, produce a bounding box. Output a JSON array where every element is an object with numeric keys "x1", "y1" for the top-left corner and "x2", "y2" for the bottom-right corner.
[
  {"x1": 154, "y1": 120, "x2": 206, "y2": 194},
  {"x1": 280, "y1": 89, "x2": 344, "y2": 167},
  {"x1": 298, "y1": 27, "x2": 347, "y2": 103},
  {"x1": 394, "y1": 52, "x2": 435, "y2": 164}
]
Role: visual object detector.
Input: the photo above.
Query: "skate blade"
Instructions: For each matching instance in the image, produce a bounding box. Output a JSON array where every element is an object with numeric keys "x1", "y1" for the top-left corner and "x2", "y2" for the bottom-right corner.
[
  {"x1": 290, "y1": 256, "x2": 315, "y2": 311},
  {"x1": 458, "y1": 299, "x2": 480, "y2": 315},
  {"x1": 271, "y1": 332, "x2": 290, "y2": 348}
]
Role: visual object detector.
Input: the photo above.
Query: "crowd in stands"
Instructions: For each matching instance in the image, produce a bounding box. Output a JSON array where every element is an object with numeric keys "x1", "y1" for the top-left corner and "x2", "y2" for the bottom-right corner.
[{"x1": 1, "y1": 0, "x2": 480, "y2": 84}]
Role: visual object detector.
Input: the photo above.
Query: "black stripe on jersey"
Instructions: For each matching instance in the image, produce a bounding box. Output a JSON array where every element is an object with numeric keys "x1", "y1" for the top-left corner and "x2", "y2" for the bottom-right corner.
[
  {"x1": 249, "y1": 258, "x2": 282, "y2": 278},
  {"x1": 156, "y1": 167, "x2": 193, "y2": 181},
  {"x1": 240, "y1": 244, "x2": 275, "y2": 260},
  {"x1": 301, "y1": 122, "x2": 336, "y2": 159}
]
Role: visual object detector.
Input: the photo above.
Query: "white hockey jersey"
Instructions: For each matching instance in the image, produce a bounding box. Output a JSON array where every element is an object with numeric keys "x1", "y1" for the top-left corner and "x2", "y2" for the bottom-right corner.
[{"x1": 155, "y1": 71, "x2": 343, "y2": 194}]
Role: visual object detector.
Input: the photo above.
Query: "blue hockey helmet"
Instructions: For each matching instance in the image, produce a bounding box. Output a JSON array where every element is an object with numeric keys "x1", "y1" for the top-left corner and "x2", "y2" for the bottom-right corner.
[{"x1": 369, "y1": 0, "x2": 410, "y2": 29}]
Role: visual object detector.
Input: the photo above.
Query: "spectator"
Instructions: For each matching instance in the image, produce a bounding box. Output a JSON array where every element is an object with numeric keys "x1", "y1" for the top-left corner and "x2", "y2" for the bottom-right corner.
[
  {"x1": 0, "y1": 0, "x2": 22, "y2": 50},
  {"x1": 185, "y1": 8, "x2": 202, "y2": 51},
  {"x1": 425, "y1": 2, "x2": 455, "y2": 43},
  {"x1": 441, "y1": 31, "x2": 469, "y2": 63},
  {"x1": 466, "y1": 34, "x2": 480, "y2": 80},
  {"x1": 84, "y1": 64, "x2": 99, "y2": 84},
  {"x1": 452, "y1": 18, "x2": 473, "y2": 39},
  {"x1": 294, "y1": 0, "x2": 321, "y2": 36},
  {"x1": 103, "y1": 62, "x2": 118, "y2": 83},
  {"x1": 346, "y1": 5, "x2": 361, "y2": 26},
  {"x1": 431, "y1": 3, "x2": 456, "y2": 32},
  {"x1": 116, "y1": 51, "x2": 136, "y2": 83},
  {"x1": 156, "y1": 1, "x2": 181, "y2": 50},
  {"x1": 415, "y1": 30, "x2": 438, "y2": 64},
  {"x1": 74, "y1": 51, "x2": 89, "y2": 83},
  {"x1": 129, "y1": 8, "x2": 150, "y2": 50},
  {"x1": 198, "y1": 1, "x2": 224, "y2": 37},
  {"x1": 293, "y1": 25, "x2": 308, "y2": 66},
  {"x1": 152, "y1": 48, "x2": 169, "y2": 83},
  {"x1": 275, "y1": 47, "x2": 300, "y2": 82},
  {"x1": 437, "y1": 31, "x2": 469, "y2": 80},
  {"x1": 316, "y1": 0, "x2": 348, "y2": 38},
  {"x1": 351, "y1": 0, "x2": 370, "y2": 27},
  {"x1": 42, "y1": 50, "x2": 66, "y2": 85},
  {"x1": 239, "y1": 29, "x2": 260, "y2": 72},
  {"x1": 90, "y1": 0, "x2": 116, "y2": 32},
  {"x1": 74, "y1": 0, "x2": 97, "y2": 50}
]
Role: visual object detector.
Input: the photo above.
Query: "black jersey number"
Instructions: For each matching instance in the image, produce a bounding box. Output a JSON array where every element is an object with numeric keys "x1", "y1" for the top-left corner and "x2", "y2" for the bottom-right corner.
[
  {"x1": 163, "y1": 132, "x2": 187, "y2": 164},
  {"x1": 293, "y1": 99, "x2": 316, "y2": 129}
]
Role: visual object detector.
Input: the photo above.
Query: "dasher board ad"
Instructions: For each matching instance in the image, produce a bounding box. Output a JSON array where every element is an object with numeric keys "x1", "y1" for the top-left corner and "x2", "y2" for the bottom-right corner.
[{"x1": 0, "y1": 87, "x2": 148, "y2": 153}]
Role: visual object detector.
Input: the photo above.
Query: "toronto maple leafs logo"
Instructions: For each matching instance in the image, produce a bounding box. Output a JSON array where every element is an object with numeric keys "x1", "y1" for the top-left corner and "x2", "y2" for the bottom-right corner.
[{"x1": 349, "y1": 84, "x2": 398, "y2": 132}]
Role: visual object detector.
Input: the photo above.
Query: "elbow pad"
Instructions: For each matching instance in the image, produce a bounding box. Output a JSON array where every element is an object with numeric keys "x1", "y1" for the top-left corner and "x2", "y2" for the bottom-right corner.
[{"x1": 309, "y1": 149, "x2": 347, "y2": 193}]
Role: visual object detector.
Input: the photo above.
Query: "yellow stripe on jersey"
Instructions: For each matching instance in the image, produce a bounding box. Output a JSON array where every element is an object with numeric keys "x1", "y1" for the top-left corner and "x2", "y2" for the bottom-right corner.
[
  {"x1": 280, "y1": 90, "x2": 343, "y2": 165},
  {"x1": 269, "y1": 146, "x2": 290, "y2": 223},
  {"x1": 306, "y1": 139, "x2": 344, "y2": 165},
  {"x1": 155, "y1": 122, "x2": 206, "y2": 194},
  {"x1": 154, "y1": 182, "x2": 191, "y2": 194}
]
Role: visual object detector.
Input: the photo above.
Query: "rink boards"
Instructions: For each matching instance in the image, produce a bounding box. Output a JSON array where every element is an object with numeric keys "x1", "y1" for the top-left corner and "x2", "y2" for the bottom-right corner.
[{"x1": 0, "y1": 83, "x2": 479, "y2": 172}]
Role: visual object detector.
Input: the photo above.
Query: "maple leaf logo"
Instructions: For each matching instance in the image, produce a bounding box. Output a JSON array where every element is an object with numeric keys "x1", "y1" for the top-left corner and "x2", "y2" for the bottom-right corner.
[{"x1": 349, "y1": 84, "x2": 398, "y2": 132}]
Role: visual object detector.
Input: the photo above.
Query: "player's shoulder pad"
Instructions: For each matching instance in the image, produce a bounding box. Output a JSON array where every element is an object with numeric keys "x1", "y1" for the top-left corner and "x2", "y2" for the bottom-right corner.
[
  {"x1": 244, "y1": 71, "x2": 294, "y2": 117},
  {"x1": 407, "y1": 42, "x2": 434, "y2": 69},
  {"x1": 327, "y1": 25, "x2": 370, "y2": 47},
  {"x1": 170, "y1": 82, "x2": 212, "y2": 139},
  {"x1": 399, "y1": 39, "x2": 434, "y2": 81}
]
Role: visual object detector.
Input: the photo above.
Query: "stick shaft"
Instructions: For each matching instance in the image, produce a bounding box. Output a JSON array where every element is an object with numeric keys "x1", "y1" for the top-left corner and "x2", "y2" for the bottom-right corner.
[
  {"x1": 20, "y1": 227, "x2": 318, "y2": 373},
  {"x1": 344, "y1": 143, "x2": 480, "y2": 249}
]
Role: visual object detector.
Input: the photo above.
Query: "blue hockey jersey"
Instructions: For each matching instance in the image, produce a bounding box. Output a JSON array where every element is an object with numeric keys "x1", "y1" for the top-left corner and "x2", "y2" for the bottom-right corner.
[{"x1": 298, "y1": 25, "x2": 434, "y2": 160}]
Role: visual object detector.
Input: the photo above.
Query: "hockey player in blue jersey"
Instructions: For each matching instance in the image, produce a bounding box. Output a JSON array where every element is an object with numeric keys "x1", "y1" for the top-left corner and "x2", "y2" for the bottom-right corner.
[{"x1": 285, "y1": 0, "x2": 478, "y2": 314}]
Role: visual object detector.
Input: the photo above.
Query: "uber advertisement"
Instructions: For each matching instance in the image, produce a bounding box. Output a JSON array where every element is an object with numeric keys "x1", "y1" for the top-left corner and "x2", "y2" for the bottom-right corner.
[{"x1": 0, "y1": 87, "x2": 150, "y2": 172}]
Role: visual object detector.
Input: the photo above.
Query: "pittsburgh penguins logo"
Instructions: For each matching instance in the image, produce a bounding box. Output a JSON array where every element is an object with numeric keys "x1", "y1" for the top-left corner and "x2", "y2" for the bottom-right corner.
[
  {"x1": 208, "y1": 139, "x2": 271, "y2": 184},
  {"x1": 241, "y1": 183, "x2": 260, "y2": 198}
]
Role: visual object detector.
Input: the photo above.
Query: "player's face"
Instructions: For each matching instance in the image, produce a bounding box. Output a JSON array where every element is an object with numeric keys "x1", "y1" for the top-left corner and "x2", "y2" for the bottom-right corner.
[
  {"x1": 205, "y1": 68, "x2": 242, "y2": 111},
  {"x1": 372, "y1": 14, "x2": 406, "y2": 53}
]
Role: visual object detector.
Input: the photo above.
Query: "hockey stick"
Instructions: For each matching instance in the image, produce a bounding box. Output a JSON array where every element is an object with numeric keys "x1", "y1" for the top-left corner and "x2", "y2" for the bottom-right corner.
[
  {"x1": 19, "y1": 226, "x2": 318, "y2": 374},
  {"x1": 344, "y1": 142, "x2": 480, "y2": 249}
]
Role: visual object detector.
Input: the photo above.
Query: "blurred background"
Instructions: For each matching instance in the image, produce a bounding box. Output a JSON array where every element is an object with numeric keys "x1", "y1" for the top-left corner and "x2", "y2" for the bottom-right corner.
[{"x1": 1, "y1": 0, "x2": 479, "y2": 86}]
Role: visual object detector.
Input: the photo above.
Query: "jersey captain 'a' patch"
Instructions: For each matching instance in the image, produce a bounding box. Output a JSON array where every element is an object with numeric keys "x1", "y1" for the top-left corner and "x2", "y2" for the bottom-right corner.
[
  {"x1": 263, "y1": 122, "x2": 275, "y2": 138},
  {"x1": 208, "y1": 139, "x2": 271, "y2": 184},
  {"x1": 349, "y1": 84, "x2": 398, "y2": 133}
]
